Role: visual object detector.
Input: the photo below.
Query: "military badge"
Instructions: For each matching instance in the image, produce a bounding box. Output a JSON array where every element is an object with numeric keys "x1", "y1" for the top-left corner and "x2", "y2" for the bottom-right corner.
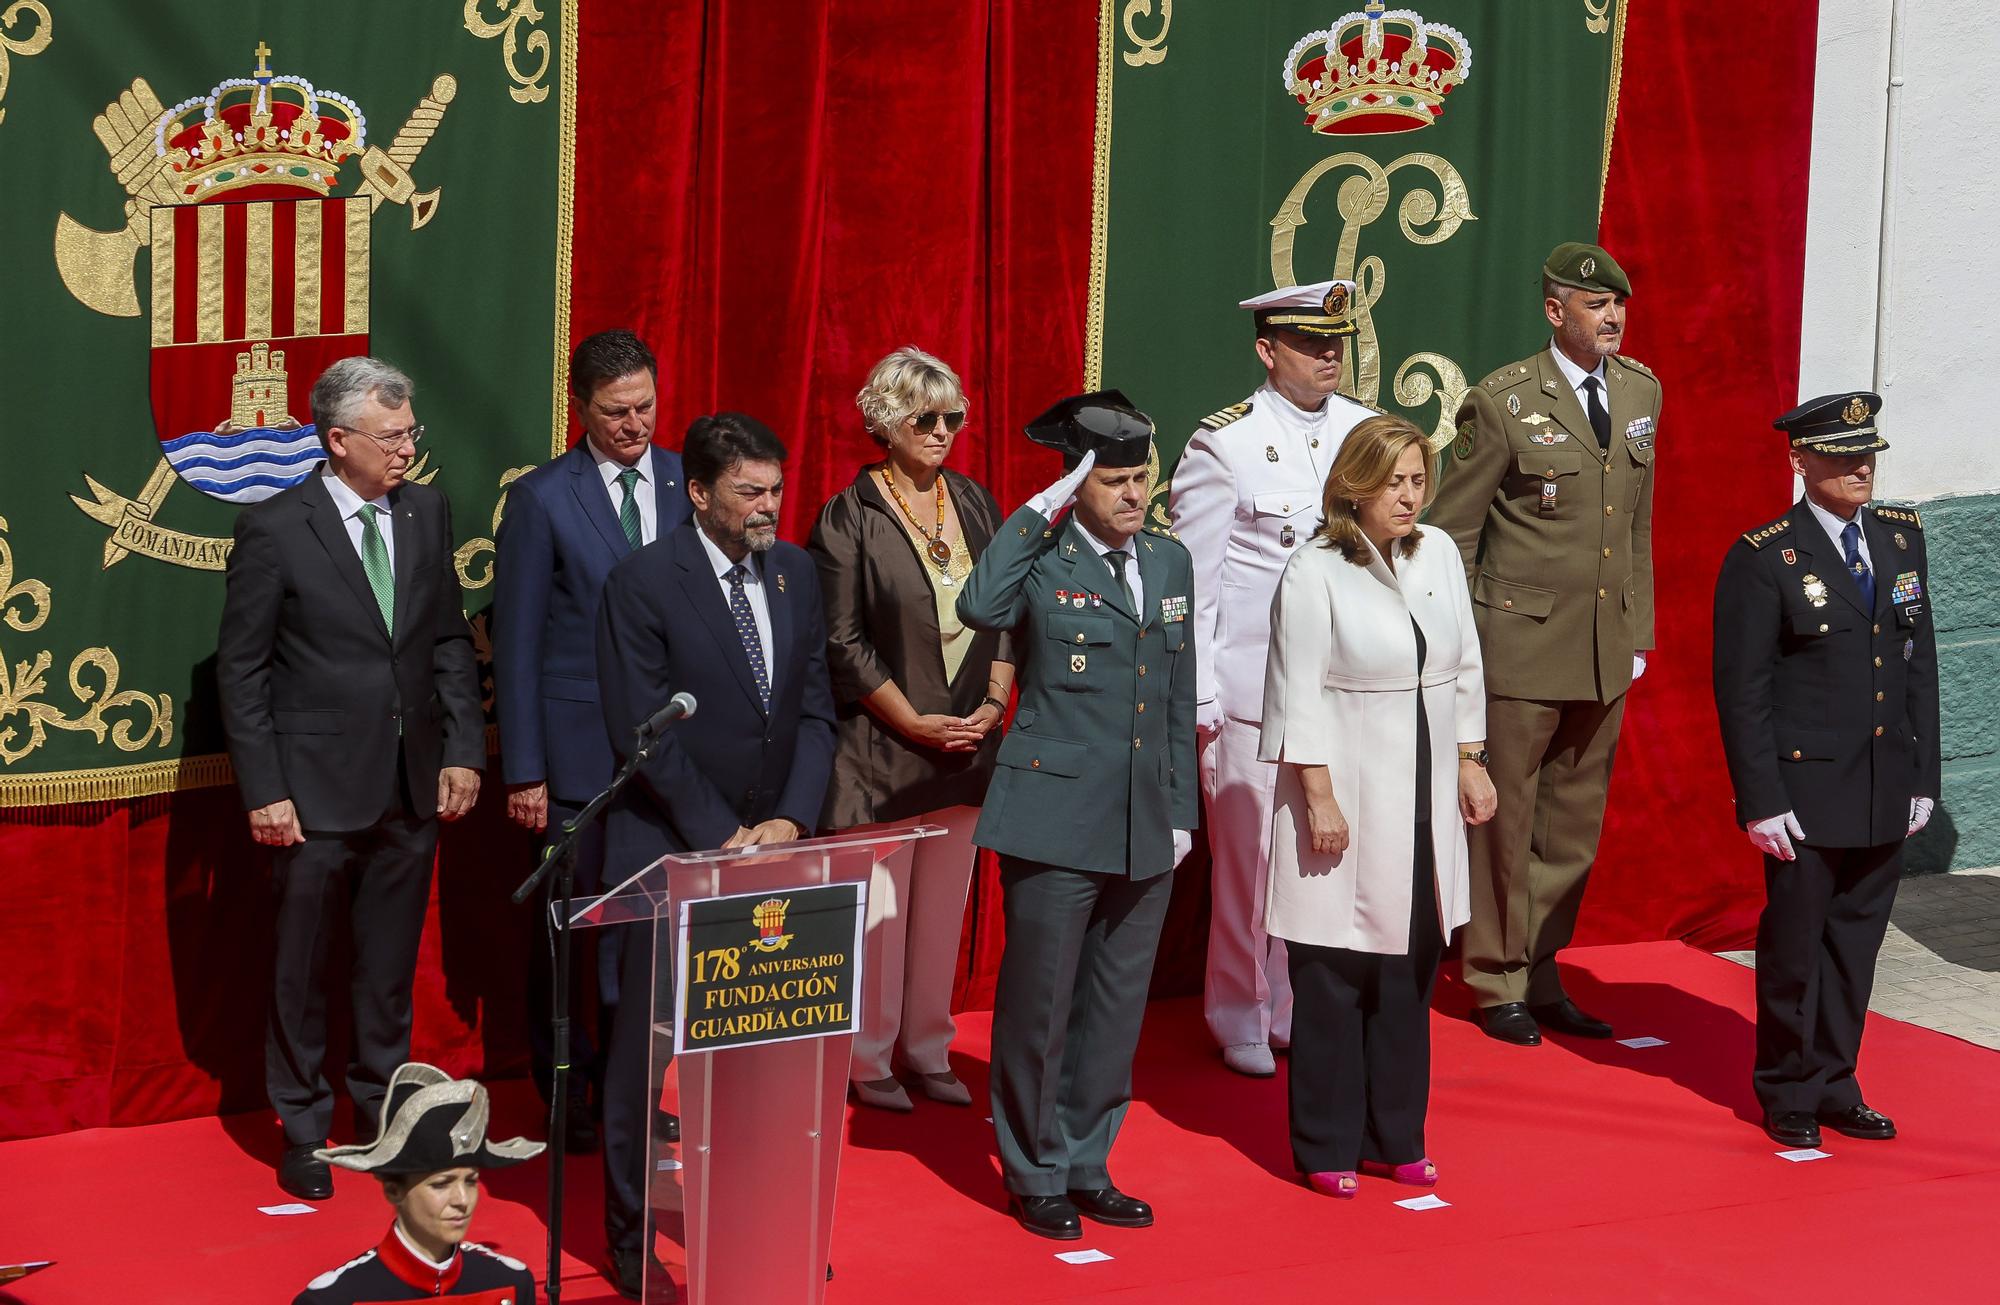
[
  {"x1": 1539, "y1": 482, "x2": 1558, "y2": 513},
  {"x1": 1802, "y1": 573, "x2": 1828, "y2": 607},
  {"x1": 1279, "y1": 525, "x2": 1296, "y2": 547},
  {"x1": 1894, "y1": 531, "x2": 1908, "y2": 550},
  {"x1": 1089, "y1": 592, "x2": 1103, "y2": 608},
  {"x1": 1323, "y1": 282, "x2": 1349, "y2": 316},
  {"x1": 1072, "y1": 594, "x2": 1086, "y2": 609},
  {"x1": 1161, "y1": 594, "x2": 1189, "y2": 623},
  {"x1": 1842, "y1": 396, "x2": 1869, "y2": 426},
  {"x1": 1781, "y1": 548, "x2": 1797, "y2": 566},
  {"x1": 1580, "y1": 255, "x2": 1597, "y2": 278},
  {"x1": 1453, "y1": 423, "x2": 1475, "y2": 460},
  {"x1": 1265, "y1": 446, "x2": 1280, "y2": 462},
  {"x1": 1056, "y1": 589, "x2": 1069, "y2": 605},
  {"x1": 1507, "y1": 394, "x2": 1522, "y2": 416},
  {"x1": 1890, "y1": 570, "x2": 1923, "y2": 604},
  {"x1": 1070, "y1": 653, "x2": 1087, "y2": 673},
  {"x1": 1528, "y1": 431, "x2": 1568, "y2": 446},
  {"x1": 1519, "y1": 412, "x2": 1552, "y2": 425},
  {"x1": 1625, "y1": 416, "x2": 1654, "y2": 439},
  {"x1": 1904, "y1": 638, "x2": 1915, "y2": 662}
]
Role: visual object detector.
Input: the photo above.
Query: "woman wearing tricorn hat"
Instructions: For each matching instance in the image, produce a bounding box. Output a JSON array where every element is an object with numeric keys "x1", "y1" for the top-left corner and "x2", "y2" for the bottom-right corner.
[{"x1": 294, "y1": 1063, "x2": 544, "y2": 1304}]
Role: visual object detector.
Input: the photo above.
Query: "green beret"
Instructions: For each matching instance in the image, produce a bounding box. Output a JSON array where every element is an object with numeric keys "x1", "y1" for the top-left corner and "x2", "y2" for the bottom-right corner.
[{"x1": 1544, "y1": 241, "x2": 1631, "y2": 298}]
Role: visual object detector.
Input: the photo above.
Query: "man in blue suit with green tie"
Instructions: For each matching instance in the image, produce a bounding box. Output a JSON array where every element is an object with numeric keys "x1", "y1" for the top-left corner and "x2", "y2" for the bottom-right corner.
[{"x1": 492, "y1": 329, "x2": 692, "y2": 1147}]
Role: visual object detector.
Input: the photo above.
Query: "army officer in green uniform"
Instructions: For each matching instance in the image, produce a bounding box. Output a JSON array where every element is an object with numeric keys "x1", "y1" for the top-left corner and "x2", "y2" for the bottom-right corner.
[
  {"x1": 1712, "y1": 392, "x2": 1937, "y2": 1149},
  {"x1": 956, "y1": 390, "x2": 1198, "y2": 1241},
  {"x1": 1426, "y1": 242, "x2": 1661, "y2": 1046}
]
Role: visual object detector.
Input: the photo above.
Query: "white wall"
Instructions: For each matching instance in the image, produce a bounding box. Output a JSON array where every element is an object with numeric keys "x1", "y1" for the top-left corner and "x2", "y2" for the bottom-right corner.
[{"x1": 1799, "y1": 0, "x2": 2000, "y2": 502}]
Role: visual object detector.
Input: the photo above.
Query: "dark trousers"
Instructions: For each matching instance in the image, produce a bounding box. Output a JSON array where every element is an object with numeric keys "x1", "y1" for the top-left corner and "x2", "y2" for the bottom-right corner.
[
  {"x1": 1285, "y1": 831, "x2": 1445, "y2": 1174},
  {"x1": 267, "y1": 777, "x2": 438, "y2": 1146},
  {"x1": 989, "y1": 856, "x2": 1175, "y2": 1196},
  {"x1": 603, "y1": 913, "x2": 673, "y2": 1253},
  {"x1": 1754, "y1": 840, "x2": 1902, "y2": 1114},
  {"x1": 524, "y1": 799, "x2": 616, "y2": 1106}
]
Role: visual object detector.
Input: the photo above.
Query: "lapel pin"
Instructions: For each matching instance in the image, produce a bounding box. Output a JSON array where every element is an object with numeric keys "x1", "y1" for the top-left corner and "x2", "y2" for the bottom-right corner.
[{"x1": 776, "y1": 573, "x2": 786, "y2": 593}]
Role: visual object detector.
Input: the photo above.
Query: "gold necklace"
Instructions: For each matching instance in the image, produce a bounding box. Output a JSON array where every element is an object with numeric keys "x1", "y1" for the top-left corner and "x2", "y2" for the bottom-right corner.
[{"x1": 879, "y1": 466, "x2": 953, "y2": 574}]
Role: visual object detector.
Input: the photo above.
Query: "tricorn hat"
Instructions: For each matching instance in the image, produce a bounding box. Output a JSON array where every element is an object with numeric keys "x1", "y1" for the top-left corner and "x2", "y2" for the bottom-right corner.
[
  {"x1": 1773, "y1": 391, "x2": 1888, "y2": 455},
  {"x1": 1024, "y1": 389, "x2": 1155, "y2": 468},
  {"x1": 317, "y1": 1064, "x2": 545, "y2": 1176}
]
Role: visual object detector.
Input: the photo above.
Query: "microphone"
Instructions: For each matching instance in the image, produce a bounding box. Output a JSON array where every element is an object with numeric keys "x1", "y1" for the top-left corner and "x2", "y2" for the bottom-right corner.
[{"x1": 640, "y1": 691, "x2": 697, "y2": 738}]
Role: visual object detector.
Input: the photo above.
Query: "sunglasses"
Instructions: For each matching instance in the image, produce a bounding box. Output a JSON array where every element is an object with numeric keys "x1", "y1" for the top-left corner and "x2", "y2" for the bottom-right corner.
[{"x1": 910, "y1": 410, "x2": 967, "y2": 435}]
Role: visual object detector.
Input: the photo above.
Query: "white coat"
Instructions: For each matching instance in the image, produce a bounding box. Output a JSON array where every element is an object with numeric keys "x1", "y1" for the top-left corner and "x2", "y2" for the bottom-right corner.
[
  {"x1": 1258, "y1": 524, "x2": 1486, "y2": 953},
  {"x1": 1169, "y1": 384, "x2": 1375, "y2": 723}
]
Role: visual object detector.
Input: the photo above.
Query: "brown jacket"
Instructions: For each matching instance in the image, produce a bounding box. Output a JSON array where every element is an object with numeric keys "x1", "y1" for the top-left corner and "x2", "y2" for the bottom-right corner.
[
  {"x1": 809, "y1": 465, "x2": 1013, "y2": 828},
  {"x1": 1427, "y1": 348, "x2": 1660, "y2": 704}
]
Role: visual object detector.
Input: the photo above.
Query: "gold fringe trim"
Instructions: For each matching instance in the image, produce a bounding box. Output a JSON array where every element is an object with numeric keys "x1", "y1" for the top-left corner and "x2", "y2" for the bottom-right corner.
[
  {"x1": 0, "y1": 753, "x2": 235, "y2": 808},
  {"x1": 1084, "y1": 0, "x2": 1117, "y2": 391},
  {"x1": 551, "y1": 0, "x2": 579, "y2": 457},
  {"x1": 1598, "y1": 0, "x2": 1630, "y2": 220}
]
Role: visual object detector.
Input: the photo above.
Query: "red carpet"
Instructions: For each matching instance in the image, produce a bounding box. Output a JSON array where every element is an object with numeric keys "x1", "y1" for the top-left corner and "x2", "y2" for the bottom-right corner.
[{"x1": 3, "y1": 942, "x2": 1996, "y2": 1303}]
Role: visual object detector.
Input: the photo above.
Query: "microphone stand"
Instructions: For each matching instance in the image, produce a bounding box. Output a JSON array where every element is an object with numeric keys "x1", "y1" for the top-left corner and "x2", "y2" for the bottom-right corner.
[{"x1": 512, "y1": 716, "x2": 674, "y2": 1305}]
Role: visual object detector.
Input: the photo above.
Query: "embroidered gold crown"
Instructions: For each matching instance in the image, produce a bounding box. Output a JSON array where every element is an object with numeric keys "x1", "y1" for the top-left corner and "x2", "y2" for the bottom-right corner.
[
  {"x1": 1283, "y1": 2, "x2": 1472, "y2": 136},
  {"x1": 152, "y1": 43, "x2": 366, "y2": 201}
]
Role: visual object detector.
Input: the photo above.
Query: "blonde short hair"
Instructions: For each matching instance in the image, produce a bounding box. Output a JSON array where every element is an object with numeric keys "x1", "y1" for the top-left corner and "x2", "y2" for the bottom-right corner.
[
  {"x1": 1315, "y1": 413, "x2": 1436, "y2": 564},
  {"x1": 855, "y1": 347, "x2": 968, "y2": 448}
]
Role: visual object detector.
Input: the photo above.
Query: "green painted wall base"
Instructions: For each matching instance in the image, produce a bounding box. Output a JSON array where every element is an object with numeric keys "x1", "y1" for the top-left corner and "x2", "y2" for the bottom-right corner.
[{"x1": 1907, "y1": 492, "x2": 2000, "y2": 873}]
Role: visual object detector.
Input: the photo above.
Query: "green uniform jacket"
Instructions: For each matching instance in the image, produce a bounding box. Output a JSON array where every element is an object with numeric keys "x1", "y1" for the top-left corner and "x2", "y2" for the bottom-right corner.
[
  {"x1": 956, "y1": 505, "x2": 1199, "y2": 879},
  {"x1": 1427, "y1": 348, "x2": 1661, "y2": 704}
]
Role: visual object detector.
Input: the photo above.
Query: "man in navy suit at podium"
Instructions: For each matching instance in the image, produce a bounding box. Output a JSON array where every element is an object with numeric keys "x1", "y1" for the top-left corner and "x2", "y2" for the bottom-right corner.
[
  {"x1": 493, "y1": 329, "x2": 692, "y2": 1149},
  {"x1": 592, "y1": 410, "x2": 836, "y2": 1296}
]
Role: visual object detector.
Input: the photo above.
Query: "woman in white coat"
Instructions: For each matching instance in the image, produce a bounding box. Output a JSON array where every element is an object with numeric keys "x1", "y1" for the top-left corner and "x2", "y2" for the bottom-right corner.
[{"x1": 1260, "y1": 414, "x2": 1497, "y2": 1199}]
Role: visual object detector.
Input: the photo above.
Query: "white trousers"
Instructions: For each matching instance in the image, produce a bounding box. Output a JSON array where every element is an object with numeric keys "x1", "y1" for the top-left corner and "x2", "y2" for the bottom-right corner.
[
  {"x1": 1200, "y1": 715, "x2": 1293, "y2": 1048},
  {"x1": 845, "y1": 803, "x2": 981, "y2": 1081}
]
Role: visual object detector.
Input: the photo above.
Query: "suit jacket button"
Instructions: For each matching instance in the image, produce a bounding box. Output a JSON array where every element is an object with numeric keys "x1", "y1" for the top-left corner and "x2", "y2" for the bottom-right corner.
[
  {"x1": 1133, "y1": 738, "x2": 1142, "y2": 748},
  {"x1": 1075, "y1": 633, "x2": 1086, "y2": 643},
  {"x1": 1819, "y1": 623, "x2": 1829, "y2": 633},
  {"x1": 1138, "y1": 665, "x2": 1147, "y2": 676},
  {"x1": 1598, "y1": 588, "x2": 1608, "y2": 599},
  {"x1": 1874, "y1": 726, "x2": 1885, "y2": 736},
  {"x1": 1792, "y1": 750, "x2": 1802, "y2": 760},
  {"x1": 1874, "y1": 656, "x2": 1883, "y2": 667},
  {"x1": 1605, "y1": 505, "x2": 1615, "y2": 516},
  {"x1": 1873, "y1": 624, "x2": 1881, "y2": 634},
  {"x1": 1876, "y1": 691, "x2": 1885, "y2": 702},
  {"x1": 1136, "y1": 703, "x2": 1146, "y2": 714},
  {"x1": 1031, "y1": 758, "x2": 1040, "y2": 769},
  {"x1": 1602, "y1": 547, "x2": 1612, "y2": 558},
  {"x1": 1545, "y1": 467, "x2": 1556, "y2": 478},
  {"x1": 1503, "y1": 599, "x2": 1515, "y2": 609}
]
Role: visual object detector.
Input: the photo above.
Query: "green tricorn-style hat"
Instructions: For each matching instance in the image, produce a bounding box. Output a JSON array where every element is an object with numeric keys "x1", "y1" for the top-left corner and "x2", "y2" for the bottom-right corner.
[
  {"x1": 1543, "y1": 241, "x2": 1631, "y2": 298},
  {"x1": 1774, "y1": 391, "x2": 1889, "y2": 455}
]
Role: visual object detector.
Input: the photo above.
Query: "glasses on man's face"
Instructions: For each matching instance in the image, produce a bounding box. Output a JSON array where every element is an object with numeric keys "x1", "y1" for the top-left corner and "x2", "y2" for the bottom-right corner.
[
  {"x1": 341, "y1": 424, "x2": 426, "y2": 450},
  {"x1": 909, "y1": 410, "x2": 966, "y2": 435}
]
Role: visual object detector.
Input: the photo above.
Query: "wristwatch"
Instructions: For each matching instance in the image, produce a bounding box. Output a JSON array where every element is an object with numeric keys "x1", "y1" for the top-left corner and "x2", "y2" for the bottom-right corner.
[
  {"x1": 1458, "y1": 748, "x2": 1489, "y2": 767},
  {"x1": 981, "y1": 695, "x2": 1009, "y2": 715}
]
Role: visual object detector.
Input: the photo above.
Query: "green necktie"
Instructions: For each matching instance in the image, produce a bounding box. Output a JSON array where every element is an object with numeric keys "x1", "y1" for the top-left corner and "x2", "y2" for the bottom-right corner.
[
  {"x1": 1105, "y1": 548, "x2": 1136, "y2": 611},
  {"x1": 357, "y1": 502, "x2": 395, "y2": 636},
  {"x1": 616, "y1": 466, "x2": 643, "y2": 550}
]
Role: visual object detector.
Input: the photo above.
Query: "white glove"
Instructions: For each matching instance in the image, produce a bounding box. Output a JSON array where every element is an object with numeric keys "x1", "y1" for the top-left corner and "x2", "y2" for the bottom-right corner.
[
  {"x1": 1195, "y1": 699, "x2": 1222, "y2": 738},
  {"x1": 1748, "y1": 811, "x2": 1805, "y2": 861},
  {"x1": 1909, "y1": 796, "x2": 1935, "y2": 836},
  {"x1": 1026, "y1": 450, "x2": 1097, "y2": 520},
  {"x1": 1632, "y1": 651, "x2": 1649, "y2": 682},
  {"x1": 1171, "y1": 829, "x2": 1193, "y2": 868}
]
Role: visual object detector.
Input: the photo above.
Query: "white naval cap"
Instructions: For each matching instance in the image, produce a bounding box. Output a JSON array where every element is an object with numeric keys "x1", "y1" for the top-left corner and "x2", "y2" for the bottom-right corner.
[{"x1": 1239, "y1": 279, "x2": 1358, "y2": 338}]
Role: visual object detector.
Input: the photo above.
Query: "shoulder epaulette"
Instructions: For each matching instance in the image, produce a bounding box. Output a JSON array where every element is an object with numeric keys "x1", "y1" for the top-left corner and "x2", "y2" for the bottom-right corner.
[
  {"x1": 462, "y1": 1242, "x2": 529, "y2": 1272},
  {"x1": 1872, "y1": 505, "x2": 1923, "y2": 529},
  {"x1": 1741, "y1": 518, "x2": 1791, "y2": 549},
  {"x1": 1199, "y1": 402, "x2": 1252, "y2": 431},
  {"x1": 1481, "y1": 360, "x2": 1535, "y2": 392},
  {"x1": 1144, "y1": 522, "x2": 1181, "y2": 541},
  {"x1": 1613, "y1": 353, "x2": 1657, "y2": 380}
]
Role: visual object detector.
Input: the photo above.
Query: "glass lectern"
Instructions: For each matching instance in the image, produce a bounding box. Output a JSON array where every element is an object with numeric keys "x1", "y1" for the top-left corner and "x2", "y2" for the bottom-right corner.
[{"x1": 570, "y1": 825, "x2": 942, "y2": 1303}]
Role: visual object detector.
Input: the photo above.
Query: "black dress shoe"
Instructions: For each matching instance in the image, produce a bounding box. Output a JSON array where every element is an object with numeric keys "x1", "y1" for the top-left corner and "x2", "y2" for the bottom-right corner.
[
  {"x1": 1476, "y1": 1002, "x2": 1542, "y2": 1046},
  {"x1": 1529, "y1": 998, "x2": 1614, "y2": 1039},
  {"x1": 1763, "y1": 1110, "x2": 1822, "y2": 1148},
  {"x1": 1068, "y1": 1186, "x2": 1153, "y2": 1228},
  {"x1": 1818, "y1": 1104, "x2": 1896, "y2": 1140},
  {"x1": 1007, "y1": 1193, "x2": 1082, "y2": 1240},
  {"x1": 278, "y1": 1142, "x2": 333, "y2": 1201},
  {"x1": 654, "y1": 1109, "x2": 680, "y2": 1144},
  {"x1": 607, "y1": 1246, "x2": 674, "y2": 1301}
]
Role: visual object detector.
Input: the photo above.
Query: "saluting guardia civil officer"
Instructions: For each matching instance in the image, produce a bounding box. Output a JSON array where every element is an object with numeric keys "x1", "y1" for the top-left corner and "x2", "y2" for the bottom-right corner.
[
  {"x1": 1426, "y1": 242, "x2": 1659, "y2": 1046},
  {"x1": 956, "y1": 391, "x2": 1198, "y2": 1242},
  {"x1": 1712, "y1": 392, "x2": 1938, "y2": 1151},
  {"x1": 1168, "y1": 278, "x2": 1375, "y2": 1078}
]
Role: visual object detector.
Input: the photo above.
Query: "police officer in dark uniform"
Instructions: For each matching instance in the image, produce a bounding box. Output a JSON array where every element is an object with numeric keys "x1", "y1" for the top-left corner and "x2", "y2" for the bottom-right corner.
[
  {"x1": 1712, "y1": 391, "x2": 1939, "y2": 1150},
  {"x1": 956, "y1": 391, "x2": 1199, "y2": 1240}
]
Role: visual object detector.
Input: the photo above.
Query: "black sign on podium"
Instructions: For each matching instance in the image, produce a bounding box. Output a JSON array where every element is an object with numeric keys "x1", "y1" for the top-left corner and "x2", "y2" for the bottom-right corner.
[{"x1": 676, "y1": 882, "x2": 865, "y2": 1055}]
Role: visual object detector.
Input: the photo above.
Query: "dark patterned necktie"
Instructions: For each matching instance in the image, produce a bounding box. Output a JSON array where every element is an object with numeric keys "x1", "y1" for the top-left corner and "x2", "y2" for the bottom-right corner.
[
  {"x1": 616, "y1": 467, "x2": 643, "y2": 549},
  {"x1": 726, "y1": 564, "x2": 771, "y2": 708},
  {"x1": 1582, "y1": 376, "x2": 1611, "y2": 450},
  {"x1": 1842, "y1": 521, "x2": 1875, "y2": 610}
]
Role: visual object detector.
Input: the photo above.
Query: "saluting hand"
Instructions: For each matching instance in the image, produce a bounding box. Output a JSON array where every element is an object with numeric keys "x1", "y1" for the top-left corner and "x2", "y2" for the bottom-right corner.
[{"x1": 1026, "y1": 450, "x2": 1097, "y2": 519}]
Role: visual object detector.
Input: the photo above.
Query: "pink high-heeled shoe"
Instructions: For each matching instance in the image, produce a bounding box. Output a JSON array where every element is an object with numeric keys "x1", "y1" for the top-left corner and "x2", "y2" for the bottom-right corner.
[
  {"x1": 1302, "y1": 1171, "x2": 1358, "y2": 1199},
  {"x1": 1360, "y1": 1158, "x2": 1438, "y2": 1187}
]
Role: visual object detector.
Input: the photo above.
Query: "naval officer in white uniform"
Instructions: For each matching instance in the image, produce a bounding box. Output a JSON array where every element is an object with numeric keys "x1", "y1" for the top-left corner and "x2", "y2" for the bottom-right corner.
[{"x1": 1168, "y1": 279, "x2": 1377, "y2": 1076}]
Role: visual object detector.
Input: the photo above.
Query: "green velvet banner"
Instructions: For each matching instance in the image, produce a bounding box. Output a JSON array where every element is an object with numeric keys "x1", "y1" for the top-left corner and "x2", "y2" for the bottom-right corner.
[
  {"x1": 1088, "y1": 0, "x2": 1625, "y2": 507},
  {"x1": 0, "y1": 2, "x2": 572, "y2": 804}
]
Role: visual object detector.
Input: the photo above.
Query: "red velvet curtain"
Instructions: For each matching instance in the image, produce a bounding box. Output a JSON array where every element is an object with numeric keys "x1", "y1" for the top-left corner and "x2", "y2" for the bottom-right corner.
[{"x1": 0, "y1": 0, "x2": 1817, "y2": 1140}]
